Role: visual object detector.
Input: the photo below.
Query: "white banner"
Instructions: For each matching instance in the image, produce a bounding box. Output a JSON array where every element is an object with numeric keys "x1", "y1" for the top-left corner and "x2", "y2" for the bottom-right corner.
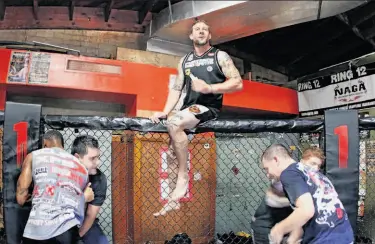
[{"x1": 298, "y1": 63, "x2": 375, "y2": 117}]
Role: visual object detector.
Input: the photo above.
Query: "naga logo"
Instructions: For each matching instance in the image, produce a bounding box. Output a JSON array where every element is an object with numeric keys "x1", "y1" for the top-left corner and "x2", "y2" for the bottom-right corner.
[{"x1": 334, "y1": 80, "x2": 367, "y2": 103}]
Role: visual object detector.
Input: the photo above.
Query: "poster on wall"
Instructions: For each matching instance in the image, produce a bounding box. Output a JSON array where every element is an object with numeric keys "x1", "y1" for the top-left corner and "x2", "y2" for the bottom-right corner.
[
  {"x1": 297, "y1": 56, "x2": 375, "y2": 117},
  {"x1": 28, "y1": 52, "x2": 51, "y2": 84},
  {"x1": 7, "y1": 51, "x2": 30, "y2": 83}
]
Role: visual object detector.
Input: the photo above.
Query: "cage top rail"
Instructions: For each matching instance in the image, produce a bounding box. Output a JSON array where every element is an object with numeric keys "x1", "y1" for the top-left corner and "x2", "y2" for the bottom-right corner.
[
  {"x1": 41, "y1": 115, "x2": 324, "y2": 133},
  {"x1": 1, "y1": 111, "x2": 375, "y2": 133}
]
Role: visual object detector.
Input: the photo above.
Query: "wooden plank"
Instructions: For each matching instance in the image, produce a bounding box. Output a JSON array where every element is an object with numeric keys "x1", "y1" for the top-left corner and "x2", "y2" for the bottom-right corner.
[
  {"x1": 111, "y1": 132, "x2": 135, "y2": 243},
  {"x1": 133, "y1": 132, "x2": 216, "y2": 243},
  {"x1": 138, "y1": 0, "x2": 157, "y2": 24},
  {"x1": 0, "y1": 7, "x2": 144, "y2": 32},
  {"x1": 69, "y1": 0, "x2": 75, "y2": 21},
  {"x1": 116, "y1": 47, "x2": 181, "y2": 68},
  {"x1": 104, "y1": 0, "x2": 114, "y2": 22},
  {"x1": 33, "y1": 0, "x2": 39, "y2": 20},
  {"x1": 0, "y1": 0, "x2": 5, "y2": 21}
]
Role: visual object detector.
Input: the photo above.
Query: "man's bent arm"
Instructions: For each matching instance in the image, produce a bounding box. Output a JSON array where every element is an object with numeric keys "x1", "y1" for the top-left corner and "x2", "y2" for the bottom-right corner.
[
  {"x1": 277, "y1": 193, "x2": 315, "y2": 235},
  {"x1": 79, "y1": 204, "x2": 101, "y2": 237},
  {"x1": 16, "y1": 153, "x2": 33, "y2": 206},
  {"x1": 212, "y1": 51, "x2": 243, "y2": 93},
  {"x1": 162, "y1": 56, "x2": 185, "y2": 115},
  {"x1": 265, "y1": 189, "x2": 290, "y2": 208}
]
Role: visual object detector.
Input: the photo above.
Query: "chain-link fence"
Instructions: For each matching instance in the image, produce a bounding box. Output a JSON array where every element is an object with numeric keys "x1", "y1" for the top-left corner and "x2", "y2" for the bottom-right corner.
[
  {"x1": 42, "y1": 120, "x2": 326, "y2": 244},
  {"x1": 356, "y1": 129, "x2": 375, "y2": 244},
  {"x1": 1, "y1": 118, "x2": 374, "y2": 243}
]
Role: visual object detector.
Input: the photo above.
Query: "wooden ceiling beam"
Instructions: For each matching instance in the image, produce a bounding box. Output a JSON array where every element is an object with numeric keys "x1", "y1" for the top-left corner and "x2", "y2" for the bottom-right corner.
[
  {"x1": 104, "y1": 0, "x2": 114, "y2": 22},
  {"x1": 0, "y1": 0, "x2": 5, "y2": 21},
  {"x1": 69, "y1": 0, "x2": 75, "y2": 21},
  {"x1": 138, "y1": 0, "x2": 158, "y2": 24},
  {"x1": 33, "y1": 0, "x2": 39, "y2": 20},
  {"x1": 0, "y1": 6, "x2": 145, "y2": 32}
]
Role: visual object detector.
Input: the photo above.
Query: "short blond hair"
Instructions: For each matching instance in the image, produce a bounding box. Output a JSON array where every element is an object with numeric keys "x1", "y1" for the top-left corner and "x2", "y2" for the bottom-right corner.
[
  {"x1": 302, "y1": 147, "x2": 325, "y2": 162},
  {"x1": 191, "y1": 19, "x2": 210, "y2": 33}
]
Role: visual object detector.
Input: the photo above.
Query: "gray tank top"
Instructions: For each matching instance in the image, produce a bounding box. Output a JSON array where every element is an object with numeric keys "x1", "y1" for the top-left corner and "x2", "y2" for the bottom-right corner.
[{"x1": 23, "y1": 147, "x2": 88, "y2": 240}]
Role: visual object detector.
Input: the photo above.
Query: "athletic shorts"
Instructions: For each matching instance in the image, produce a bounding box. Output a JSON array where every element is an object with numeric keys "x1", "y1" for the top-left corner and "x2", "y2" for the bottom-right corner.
[{"x1": 179, "y1": 104, "x2": 219, "y2": 124}]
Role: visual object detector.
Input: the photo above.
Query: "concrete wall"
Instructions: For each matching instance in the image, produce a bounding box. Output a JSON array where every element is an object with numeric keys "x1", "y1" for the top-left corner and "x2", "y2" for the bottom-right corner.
[{"x1": 0, "y1": 29, "x2": 146, "y2": 59}]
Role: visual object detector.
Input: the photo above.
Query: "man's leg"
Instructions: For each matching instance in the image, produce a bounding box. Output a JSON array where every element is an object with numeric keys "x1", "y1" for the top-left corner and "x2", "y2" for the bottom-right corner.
[
  {"x1": 81, "y1": 222, "x2": 108, "y2": 244},
  {"x1": 153, "y1": 142, "x2": 181, "y2": 217},
  {"x1": 166, "y1": 107, "x2": 202, "y2": 202}
]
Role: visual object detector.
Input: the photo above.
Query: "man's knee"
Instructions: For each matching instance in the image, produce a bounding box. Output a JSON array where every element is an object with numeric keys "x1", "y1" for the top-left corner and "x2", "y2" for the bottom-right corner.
[{"x1": 166, "y1": 115, "x2": 185, "y2": 133}]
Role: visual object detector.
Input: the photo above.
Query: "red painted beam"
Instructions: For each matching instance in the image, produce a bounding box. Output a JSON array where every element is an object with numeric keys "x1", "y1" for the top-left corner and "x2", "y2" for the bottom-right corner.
[
  {"x1": 0, "y1": 49, "x2": 298, "y2": 115},
  {"x1": 0, "y1": 7, "x2": 147, "y2": 32}
]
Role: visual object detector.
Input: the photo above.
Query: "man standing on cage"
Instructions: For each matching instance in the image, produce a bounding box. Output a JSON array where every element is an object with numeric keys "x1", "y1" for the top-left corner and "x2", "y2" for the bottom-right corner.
[
  {"x1": 261, "y1": 144, "x2": 354, "y2": 244},
  {"x1": 150, "y1": 19, "x2": 243, "y2": 215},
  {"x1": 16, "y1": 130, "x2": 96, "y2": 244},
  {"x1": 71, "y1": 135, "x2": 109, "y2": 244}
]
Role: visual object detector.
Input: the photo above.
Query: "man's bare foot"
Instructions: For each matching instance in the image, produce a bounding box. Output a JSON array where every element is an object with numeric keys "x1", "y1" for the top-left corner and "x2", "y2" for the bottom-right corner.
[
  {"x1": 170, "y1": 174, "x2": 189, "y2": 201},
  {"x1": 153, "y1": 201, "x2": 181, "y2": 217}
]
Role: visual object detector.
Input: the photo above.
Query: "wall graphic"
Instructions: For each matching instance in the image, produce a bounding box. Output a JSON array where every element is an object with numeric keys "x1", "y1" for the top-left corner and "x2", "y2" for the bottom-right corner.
[{"x1": 7, "y1": 52, "x2": 30, "y2": 83}]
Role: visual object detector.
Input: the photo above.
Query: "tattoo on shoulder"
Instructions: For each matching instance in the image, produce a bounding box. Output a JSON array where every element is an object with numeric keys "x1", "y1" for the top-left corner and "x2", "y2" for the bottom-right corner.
[
  {"x1": 219, "y1": 51, "x2": 231, "y2": 62},
  {"x1": 218, "y1": 51, "x2": 241, "y2": 79}
]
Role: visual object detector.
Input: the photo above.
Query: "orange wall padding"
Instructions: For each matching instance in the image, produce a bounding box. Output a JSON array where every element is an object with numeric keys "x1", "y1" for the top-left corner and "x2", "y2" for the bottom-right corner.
[{"x1": 0, "y1": 49, "x2": 298, "y2": 115}]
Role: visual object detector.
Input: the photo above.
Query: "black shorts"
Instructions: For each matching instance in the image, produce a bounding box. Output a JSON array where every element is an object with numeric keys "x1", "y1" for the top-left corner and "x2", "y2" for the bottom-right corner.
[
  {"x1": 23, "y1": 226, "x2": 81, "y2": 244},
  {"x1": 180, "y1": 104, "x2": 219, "y2": 124}
]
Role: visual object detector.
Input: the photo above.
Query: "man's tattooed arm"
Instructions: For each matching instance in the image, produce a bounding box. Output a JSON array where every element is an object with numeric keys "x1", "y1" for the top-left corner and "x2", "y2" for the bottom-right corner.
[
  {"x1": 163, "y1": 56, "x2": 186, "y2": 115},
  {"x1": 16, "y1": 153, "x2": 33, "y2": 206},
  {"x1": 171, "y1": 56, "x2": 186, "y2": 92},
  {"x1": 210, "y1": 51, "x2": 243, "y2": 94}
]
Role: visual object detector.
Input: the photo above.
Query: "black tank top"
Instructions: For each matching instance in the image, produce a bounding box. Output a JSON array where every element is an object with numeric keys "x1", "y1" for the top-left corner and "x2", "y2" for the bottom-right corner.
[{"x1": 181, "y1": 47, "x2": 226, "y2": 111}]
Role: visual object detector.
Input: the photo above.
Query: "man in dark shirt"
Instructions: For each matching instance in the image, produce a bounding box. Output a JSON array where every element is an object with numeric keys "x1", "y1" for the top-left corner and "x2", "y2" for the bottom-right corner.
[
  {"x1": 150, "y1": 19, "x2": 243, "y2": 210},
  {"x1": 260, "y1": 144, "x2": 354, "y2": 244},
  {"x1": 252, "y1": 147, "x2": 326, "y2": 243},
  {"x1": 251, "y1": 180, "x2": 293, "y2": 244},
  {"x1": 72, "y1": 135, "x2": 108, "y2": 244}
]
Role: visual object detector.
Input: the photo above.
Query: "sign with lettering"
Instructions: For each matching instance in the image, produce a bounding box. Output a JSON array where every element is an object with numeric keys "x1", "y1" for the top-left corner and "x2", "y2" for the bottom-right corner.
[{"x1": 298, "y1": 61, "x2": 375, "y2": 117}]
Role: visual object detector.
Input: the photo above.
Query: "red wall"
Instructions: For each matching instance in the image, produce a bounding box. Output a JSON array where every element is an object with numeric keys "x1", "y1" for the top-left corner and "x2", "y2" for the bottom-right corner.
[{"x1": 0, "y1": 49, "x2": 298, "y2": 116}]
